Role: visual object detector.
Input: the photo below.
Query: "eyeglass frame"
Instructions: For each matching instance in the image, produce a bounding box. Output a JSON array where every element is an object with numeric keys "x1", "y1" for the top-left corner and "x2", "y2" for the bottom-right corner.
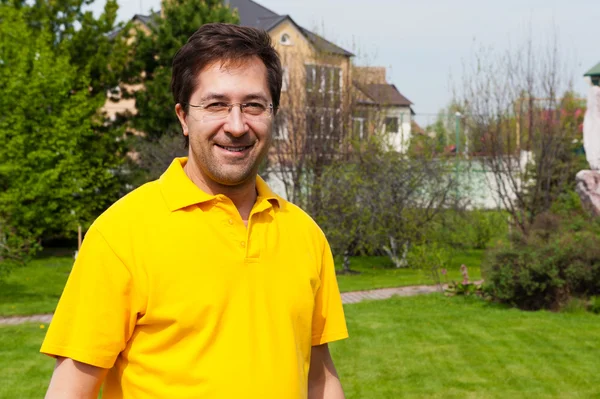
[{"x1": 184, "y1": 102, "x2": 276, "y2": 121}]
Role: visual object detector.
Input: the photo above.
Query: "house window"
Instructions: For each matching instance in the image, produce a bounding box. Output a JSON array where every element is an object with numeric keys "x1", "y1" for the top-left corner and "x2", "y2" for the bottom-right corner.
[
  {"x1": 352, "y1": 117, "x2": 365, "y2": 140},
  {"x1": 306, "y1": 109, "x2": 341, "y2": 141},
  {"x1": 274, "y1": 111, "x2": 288, "y2": 140},
  {"x1": 305, "y1": 64, "x2": 342, "y2": 107},
  {"x1": 281, "y1": 67, "x2": 289, "y2": 92},
  {"x1": 280, "y1": 33, "x2": 292, "y2": 46},
  {"x1": 107, "y1": 85, "x2": 121, "y2": 101},
  {"x1": 305, "y1": 65, "x2": 316, "y2": 92},
  {"x1": 385, "y1": 117, "x2": 398, "y2": 133}
]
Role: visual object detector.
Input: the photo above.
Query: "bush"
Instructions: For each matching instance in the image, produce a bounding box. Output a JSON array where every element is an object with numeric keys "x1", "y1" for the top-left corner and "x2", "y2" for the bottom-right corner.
[
  {"x1": 562, "y1": 297, "x2": 589, "y2": 314},
  {"x1": 483, "y1": 209, "x2": 600, "y2": 310},
  {"x1": 428, "y1": 209, "x2": 508, "y2": 250},
  {"x1": 589, "y1": 296, "x2": 600, "y2": 314},
  {"x1": 406, "y1": 242, "x2": 451, "y2": 288}
]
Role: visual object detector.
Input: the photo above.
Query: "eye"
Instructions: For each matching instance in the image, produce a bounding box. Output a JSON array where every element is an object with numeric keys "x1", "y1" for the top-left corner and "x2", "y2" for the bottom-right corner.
[
  {"x1": 205, "y1": 102, "x2": 229, "y2": 111},
  {"x1": 243, "y1": 102, "x2": 267, "y2": 114}
]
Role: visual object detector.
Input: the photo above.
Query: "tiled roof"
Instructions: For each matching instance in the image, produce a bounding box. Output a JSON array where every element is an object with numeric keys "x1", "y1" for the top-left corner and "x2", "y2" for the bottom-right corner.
[
  {"x1": 126, "y1": 0, "x2": 353, "y2": 57},
  {"x1": 133, "y1": 13, "x2": 158, "y2": 27},
  {"x1": 226, "y1": 0, "x2": 353, "y2": 56},
  {"x1": 225, "y1": 0, "x2": 278, "y2": 28},
  {"x1": 299, "y1": 27, "x2": 354, "y2": 57},
  {"x1": 355, "y1": 83, "x2": 413, "y2": 106},
  {"x1": 411, "y1": 121, "x2": 426, "y2": 135},
  {"x1": 584, "y1": 62, "x2": 600, "y2": 77},
  {"x1": 255, "y1": 15, "x2": 288, "y2": 32}
]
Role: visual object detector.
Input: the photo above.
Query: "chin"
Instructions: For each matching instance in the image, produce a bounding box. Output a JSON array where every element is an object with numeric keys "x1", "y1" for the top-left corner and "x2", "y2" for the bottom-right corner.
[{"x1": 212, "y1": 171, "x2": 256, "y2": 187}]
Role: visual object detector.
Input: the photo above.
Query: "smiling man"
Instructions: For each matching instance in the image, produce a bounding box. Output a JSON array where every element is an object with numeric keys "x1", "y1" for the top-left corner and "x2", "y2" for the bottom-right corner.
[{"x1": 40, "y1": 23, "x2": 348, "y2": 399}]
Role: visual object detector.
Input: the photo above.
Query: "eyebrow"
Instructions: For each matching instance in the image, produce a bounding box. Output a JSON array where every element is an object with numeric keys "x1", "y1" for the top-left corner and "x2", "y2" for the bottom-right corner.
[
  {"x1": 243, "y1": 93, "x2": 270, "y2": 103},
  {"x1": 198, "y1": 93, "x2": 229, "y2": 103},
  {"x1": 198, "y1": 92, "x2": 270, "y2": 103}
]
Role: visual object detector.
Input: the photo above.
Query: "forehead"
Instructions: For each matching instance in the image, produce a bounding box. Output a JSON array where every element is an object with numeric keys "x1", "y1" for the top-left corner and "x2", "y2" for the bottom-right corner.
[{"x1": 192, "y1": 56, "x2": 269, "y2": 100}]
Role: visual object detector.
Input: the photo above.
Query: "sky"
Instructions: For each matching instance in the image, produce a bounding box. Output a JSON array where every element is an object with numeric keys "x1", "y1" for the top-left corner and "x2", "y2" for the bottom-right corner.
[{"x1": 90, "y1": 0, "x2": 600, "y2": 126}]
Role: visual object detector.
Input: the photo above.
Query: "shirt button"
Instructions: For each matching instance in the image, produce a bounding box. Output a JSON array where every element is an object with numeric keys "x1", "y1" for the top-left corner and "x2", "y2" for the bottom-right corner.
[
  {"x1": 228, "y1": 219, "x2": 233, "y2": 225},
  {"x1": 240, "y1": 241, "x2": 246, "y2": 248}
]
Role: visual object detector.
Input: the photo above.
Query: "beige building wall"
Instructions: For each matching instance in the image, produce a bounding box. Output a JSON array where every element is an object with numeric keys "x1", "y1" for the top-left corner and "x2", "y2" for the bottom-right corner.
[
  {"x1": 384, "y1": 106, "x2": 412, "y2": 153},
  {"x1": 269, "y1": 20, "x2": 351, "y2": 108},
  {"x1": 100, "y1": 19, "x2": 150, "y2": 122}
]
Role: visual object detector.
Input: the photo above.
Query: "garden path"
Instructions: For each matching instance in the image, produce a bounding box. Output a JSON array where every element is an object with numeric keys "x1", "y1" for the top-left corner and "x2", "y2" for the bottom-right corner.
[
  {"x1": 340, "y1": 284, "x2": 445, "y2": 304},
  {"x1": 0, "y1": 283, "x2": 472, "y2": 325}
]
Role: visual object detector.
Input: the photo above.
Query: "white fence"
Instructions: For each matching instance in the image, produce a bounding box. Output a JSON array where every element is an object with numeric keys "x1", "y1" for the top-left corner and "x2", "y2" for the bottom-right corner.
[{"x1": 263, "y1": 153, "x2": 530, "y2": 210}]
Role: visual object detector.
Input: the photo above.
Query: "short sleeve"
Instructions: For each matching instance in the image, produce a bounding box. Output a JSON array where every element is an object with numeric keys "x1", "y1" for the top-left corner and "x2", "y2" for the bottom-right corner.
[
  {"x1": 311, "y1": 238, "x2": 348, "y2": 346},
  {"x1": 40, "y1": 225, "x2": 142, "y2": 368}
]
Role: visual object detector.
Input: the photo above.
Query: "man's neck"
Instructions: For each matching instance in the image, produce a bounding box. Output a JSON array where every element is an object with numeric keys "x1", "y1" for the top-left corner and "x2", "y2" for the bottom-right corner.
[{"x1": 183, "y1": 161, "x2": 257, "y2": 223}]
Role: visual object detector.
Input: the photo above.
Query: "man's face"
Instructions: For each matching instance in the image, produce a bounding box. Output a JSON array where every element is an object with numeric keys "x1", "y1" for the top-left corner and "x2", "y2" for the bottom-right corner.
[{"x1": 176, "y1": 56, "x2": 273, "y2": 188}]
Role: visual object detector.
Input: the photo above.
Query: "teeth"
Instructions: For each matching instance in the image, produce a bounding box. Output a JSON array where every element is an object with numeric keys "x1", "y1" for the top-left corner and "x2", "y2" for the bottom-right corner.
[{"x1": 219, "y1": 145, "x2": 249, "y2": 152}]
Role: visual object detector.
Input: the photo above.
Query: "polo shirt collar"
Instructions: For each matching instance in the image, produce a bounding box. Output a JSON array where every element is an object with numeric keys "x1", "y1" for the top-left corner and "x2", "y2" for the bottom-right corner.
[
  {"x1": 159, "y1": 157, "x2": 281, "y2": 212},
  {"x1": 256, "y1": 175, "x2": 280, "y2": 208}
]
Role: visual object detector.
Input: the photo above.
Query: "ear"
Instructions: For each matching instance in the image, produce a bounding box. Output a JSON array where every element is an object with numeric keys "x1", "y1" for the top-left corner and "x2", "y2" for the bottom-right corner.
[{"x1": 175, "y1": 103, "x2": 189, "y2": 137}]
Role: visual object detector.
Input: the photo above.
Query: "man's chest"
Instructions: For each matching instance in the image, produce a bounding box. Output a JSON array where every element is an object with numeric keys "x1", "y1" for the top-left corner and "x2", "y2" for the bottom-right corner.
[{"x1": 133, "y1": 209, "x2": 322, "y2": 332}]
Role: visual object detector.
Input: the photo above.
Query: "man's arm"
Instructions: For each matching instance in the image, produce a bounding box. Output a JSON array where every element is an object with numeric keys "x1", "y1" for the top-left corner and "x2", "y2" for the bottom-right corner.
[
  {"x1": 45, "y1": 357, "x2": 108, "y2": 399},
  {"x1": 308, "y1": 344, "x2": 345, "y2": 399}
]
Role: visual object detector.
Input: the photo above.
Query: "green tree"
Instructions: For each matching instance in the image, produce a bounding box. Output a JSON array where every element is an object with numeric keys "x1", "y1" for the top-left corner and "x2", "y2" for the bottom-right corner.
[
  {"x1": 0, "y1": 4, "x2": 125, "y2": 269},
  {"x1": 457, "y1": 36, "x2": 584, "y2": 234},
  {"x1": 317, "y1": 139, "x2": 457, "y2": 272},
  {"x1": 126, "y1": 0, "x2": 239, "y2": 140},
  {"x1": 4, "y1": 0, "x2": 129, "y2": 95}
]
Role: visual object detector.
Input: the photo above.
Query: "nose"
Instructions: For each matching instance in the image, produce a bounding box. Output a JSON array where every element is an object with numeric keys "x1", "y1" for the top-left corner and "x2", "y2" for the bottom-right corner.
[{"x1": 224, "y1": 106, "x2": 248, "y2": 137}]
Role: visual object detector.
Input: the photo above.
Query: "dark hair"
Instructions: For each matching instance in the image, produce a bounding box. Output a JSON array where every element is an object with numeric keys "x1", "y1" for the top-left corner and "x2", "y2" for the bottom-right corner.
[{"x1": 171, "y1": 23, "x2": 283, "y2": 145}]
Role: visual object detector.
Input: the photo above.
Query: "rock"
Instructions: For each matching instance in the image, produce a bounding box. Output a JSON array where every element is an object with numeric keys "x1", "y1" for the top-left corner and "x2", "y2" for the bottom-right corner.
[{"x1": 576, "y1": 170, "x2": 600, "y2": 217}]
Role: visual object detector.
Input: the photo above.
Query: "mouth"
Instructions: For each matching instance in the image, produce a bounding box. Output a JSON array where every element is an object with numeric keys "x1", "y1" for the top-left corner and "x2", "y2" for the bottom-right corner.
[{"x1": 215, "y1": 143, "x2": 255, "y2": 154}]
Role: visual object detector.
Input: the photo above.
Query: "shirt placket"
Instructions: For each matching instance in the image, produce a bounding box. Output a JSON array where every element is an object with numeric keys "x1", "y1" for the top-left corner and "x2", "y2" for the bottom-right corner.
[{"x1": 244, "y1": 199, "x2": 273, "y2": 261}]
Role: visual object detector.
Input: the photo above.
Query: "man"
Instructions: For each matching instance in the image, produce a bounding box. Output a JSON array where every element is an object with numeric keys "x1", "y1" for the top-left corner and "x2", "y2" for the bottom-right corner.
[{"x1": 41, "y1": 23, "x2": 348, "y2": 398}]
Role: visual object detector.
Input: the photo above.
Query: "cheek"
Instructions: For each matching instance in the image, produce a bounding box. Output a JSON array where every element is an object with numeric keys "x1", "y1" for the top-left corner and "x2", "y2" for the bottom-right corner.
[
  {"x1": 187, "y1": 120, "x2": 223, "y2": 139},
  {"x1": 249, "y1": 120, "x2": 273, "y2": 139}
]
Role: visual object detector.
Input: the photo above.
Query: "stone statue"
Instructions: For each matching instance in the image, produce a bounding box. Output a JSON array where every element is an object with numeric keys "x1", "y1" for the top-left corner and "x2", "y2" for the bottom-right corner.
[
  {"x1": 576, "y1": 81, "x2": 600, "y2": 216},
  {"x1": 583, "y1": 84, "x2": 600, "y2": 169}
]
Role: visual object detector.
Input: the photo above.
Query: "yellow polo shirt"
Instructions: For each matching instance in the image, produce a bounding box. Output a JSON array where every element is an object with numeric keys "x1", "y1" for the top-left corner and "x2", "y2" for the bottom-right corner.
[{"x1": 41, "y1": 157, "x2": 347, "y2": 398}]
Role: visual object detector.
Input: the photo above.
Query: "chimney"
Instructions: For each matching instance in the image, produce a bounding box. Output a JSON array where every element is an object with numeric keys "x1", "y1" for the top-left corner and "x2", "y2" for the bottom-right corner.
[{"x1": 353, "y1": 66, "x2": 387, "y2": 85}]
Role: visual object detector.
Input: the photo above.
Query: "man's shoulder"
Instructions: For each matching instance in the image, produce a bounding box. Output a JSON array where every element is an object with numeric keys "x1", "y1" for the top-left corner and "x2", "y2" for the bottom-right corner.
[
  {"x1": 277, "y1": 199, "x2": 325, "y2": 239},
  {"x1": 94, "y1": 180, "x2": 165, "y2": 231}
]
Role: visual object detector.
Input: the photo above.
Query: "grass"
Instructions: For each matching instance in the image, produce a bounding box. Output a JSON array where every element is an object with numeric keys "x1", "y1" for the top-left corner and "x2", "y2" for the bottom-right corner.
[
  {"x1": 2, "y1": 295, "x2": 599, "y2": 398},
  {"x1": 0, "y1": 250, "x2": 485, "y2": 316},
  {"x1": 329, "y1": 294, "x2": 600, "y2": 398},
  {"x1": 0, "y1": 323, "x2": 54, "y2": 398},
  {"x1": 335, "y1": 249, "x2": 484, "y2": 292},
  {"x1": 0, "y1": 256, "x2": 72, "y2": 317}
]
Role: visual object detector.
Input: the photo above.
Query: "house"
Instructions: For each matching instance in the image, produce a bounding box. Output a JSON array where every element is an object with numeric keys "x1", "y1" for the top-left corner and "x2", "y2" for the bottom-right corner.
[
  {"x1": 103, "y1": 0, "x2": 414, "y2": 153},
  {"x1": 352, "y1": 66, "x2": 414, "y2": 152},
  {"x1": 584, "y1": 61, "x2": 600, "y2": 86},
  {"x1": 225, "y1": 0, "x2": 413, "y2": 153}
]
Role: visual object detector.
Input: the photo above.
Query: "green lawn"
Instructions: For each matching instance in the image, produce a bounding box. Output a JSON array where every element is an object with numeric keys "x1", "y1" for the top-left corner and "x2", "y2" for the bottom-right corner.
[
  {"x1": 0, "y1": 251, "x2": 484, "y2": 316},
  {"x1": 0, "y1": 323, "x2": 54, "y2": 398},
  {"x1": 335, "y1": 250, "x2": 484, "y2": 292},
  {"x1": 2, "y1": 295, "x2": 599, "y2": 398},
  {"x1": 330, "y1": 295, "x2": 600, "y2": 398},
  {"x1": 0, "y1": 256, "x2": 72, "y2": 317}
]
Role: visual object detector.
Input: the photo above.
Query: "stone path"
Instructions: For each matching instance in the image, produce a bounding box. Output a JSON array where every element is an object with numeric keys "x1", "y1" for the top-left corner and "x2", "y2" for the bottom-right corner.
[
  {"x1": 341, "y1": 284, "x2": 445, "y2": 304},
  {"x1": 0, "y1": 313, "x2": 53, "y2": 326},
  {"x1": 0, "y1": 283, "x2": 456, "y2": 326}
]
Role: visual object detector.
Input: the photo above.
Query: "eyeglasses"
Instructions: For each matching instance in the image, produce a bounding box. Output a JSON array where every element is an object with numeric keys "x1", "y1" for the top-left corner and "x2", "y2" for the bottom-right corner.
[{"x1": 186, "y1": 102, "x2": 274, "y2": 122}]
